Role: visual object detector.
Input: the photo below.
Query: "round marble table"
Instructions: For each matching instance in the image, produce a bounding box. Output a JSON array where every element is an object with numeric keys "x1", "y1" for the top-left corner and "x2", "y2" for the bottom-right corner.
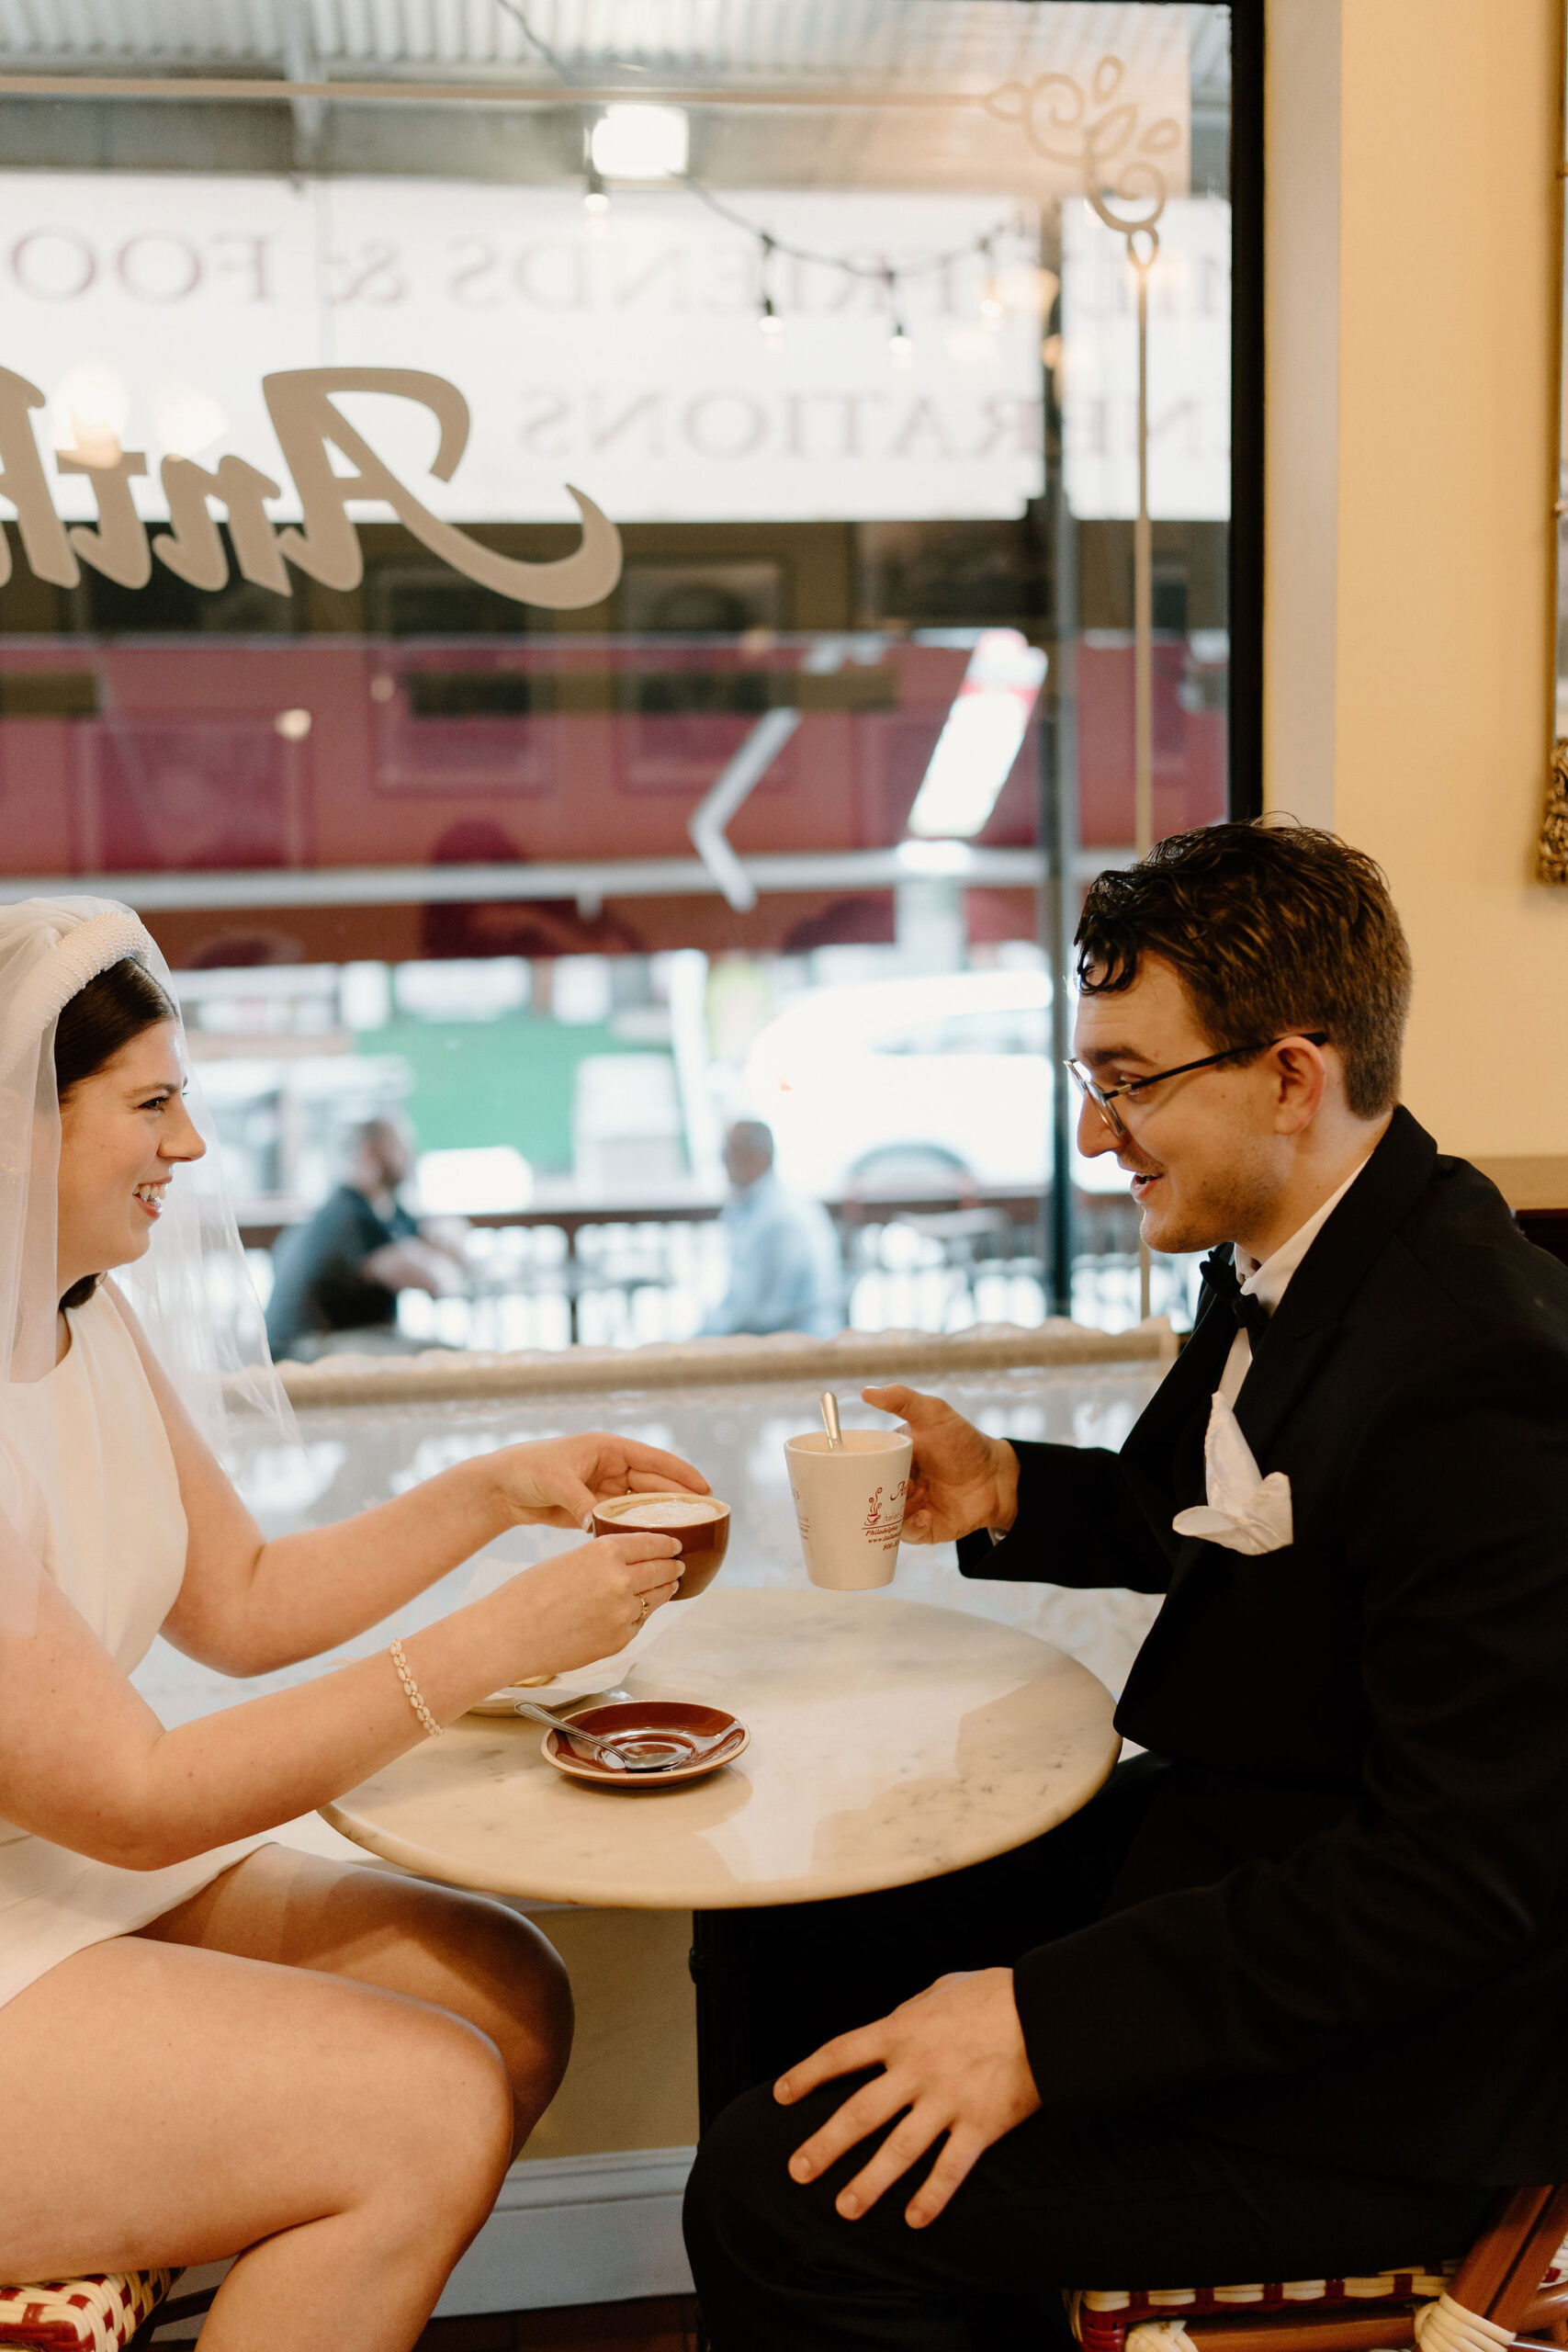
[
  {"x1": 322, "y1": 1585, "x2": 1121, "y2": 1911},
  {"x1": 324, "y1": 1585, "x2": 1120, "y2": 2123}
]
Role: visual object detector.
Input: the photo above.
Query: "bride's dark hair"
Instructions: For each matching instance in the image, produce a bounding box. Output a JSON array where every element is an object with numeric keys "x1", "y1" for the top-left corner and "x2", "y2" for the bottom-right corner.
[{"x1": 55, "y1": 956, "x2": 180, "y2": 1311}]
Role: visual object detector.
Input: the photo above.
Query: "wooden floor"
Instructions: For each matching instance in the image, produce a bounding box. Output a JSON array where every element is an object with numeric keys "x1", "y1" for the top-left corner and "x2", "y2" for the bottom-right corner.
[{"x1": 414, "y1": 2298, "x2": 701, "y2": 2352}]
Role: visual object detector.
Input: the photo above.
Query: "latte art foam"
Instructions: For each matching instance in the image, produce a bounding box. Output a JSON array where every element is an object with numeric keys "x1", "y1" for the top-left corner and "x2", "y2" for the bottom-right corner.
[{"x1": 603, "y1": 1495, "x2": 725, "y2": 1527}]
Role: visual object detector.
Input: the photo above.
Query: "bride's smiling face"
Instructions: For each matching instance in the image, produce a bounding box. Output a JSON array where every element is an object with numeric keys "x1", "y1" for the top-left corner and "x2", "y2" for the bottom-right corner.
[{"x1": 56, "y1": 1022, "x2": 206, "y2": 1292}]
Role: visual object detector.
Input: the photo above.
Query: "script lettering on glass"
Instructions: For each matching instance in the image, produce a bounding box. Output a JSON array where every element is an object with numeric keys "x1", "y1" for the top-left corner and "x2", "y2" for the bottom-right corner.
[{"x1": 0, "y1": 365, "x2": 622, "y2": 610}]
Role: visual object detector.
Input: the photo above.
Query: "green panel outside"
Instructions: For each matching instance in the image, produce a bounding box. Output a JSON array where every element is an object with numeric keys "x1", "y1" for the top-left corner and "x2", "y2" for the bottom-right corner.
[{"x1": 352, "y1": 1013, "x2": 657, "y2": 1174}]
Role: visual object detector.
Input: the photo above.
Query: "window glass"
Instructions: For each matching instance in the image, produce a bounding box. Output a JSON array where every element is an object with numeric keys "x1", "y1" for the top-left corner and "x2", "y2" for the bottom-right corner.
[{"x1": 0, "y1": 3, "x2": 1237, "y2": 1340}]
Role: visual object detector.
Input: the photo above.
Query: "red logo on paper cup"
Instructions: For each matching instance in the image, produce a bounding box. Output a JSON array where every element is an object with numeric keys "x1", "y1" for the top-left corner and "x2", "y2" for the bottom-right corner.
[{"x1": 861, "y1": 1478, "x2": 907, "y2": 1551}]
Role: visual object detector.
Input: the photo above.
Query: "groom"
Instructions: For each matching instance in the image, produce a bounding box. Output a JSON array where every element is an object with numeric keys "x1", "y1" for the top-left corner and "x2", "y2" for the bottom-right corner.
[{"x1": 683, "y1": 821, "x2": 1568, "y2": 2349}]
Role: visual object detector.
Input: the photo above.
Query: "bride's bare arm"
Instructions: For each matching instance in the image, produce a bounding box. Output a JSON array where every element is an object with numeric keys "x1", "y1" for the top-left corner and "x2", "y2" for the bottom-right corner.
[
  {"x1": 0, "y1": 1520, "x2": 682, "y2": 1871},
  {"x1": 107, "y1": 1288, "x2": 707, "y2": 1676}
]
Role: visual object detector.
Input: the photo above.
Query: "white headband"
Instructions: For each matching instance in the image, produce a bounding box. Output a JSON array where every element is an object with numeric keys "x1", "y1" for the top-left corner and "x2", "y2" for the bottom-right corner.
[{"x1": 0, "y1": 906, "x2": 163, "y2": 1074}]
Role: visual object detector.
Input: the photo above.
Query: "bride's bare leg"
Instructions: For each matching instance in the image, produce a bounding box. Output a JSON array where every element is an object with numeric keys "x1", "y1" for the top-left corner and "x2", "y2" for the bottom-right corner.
[
  {"x1": 136, "y1": 1844, "x2": 574, "y2": 2158},
  {"x1": 0, "y1": 1934, "x2": 515, "y2": 2352}
]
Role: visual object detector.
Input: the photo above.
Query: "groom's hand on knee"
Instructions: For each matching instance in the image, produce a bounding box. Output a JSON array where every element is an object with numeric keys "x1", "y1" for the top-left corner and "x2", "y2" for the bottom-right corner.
[{"x1": 773, "y1": 1967, "x2": 1041, "y2": 2232}]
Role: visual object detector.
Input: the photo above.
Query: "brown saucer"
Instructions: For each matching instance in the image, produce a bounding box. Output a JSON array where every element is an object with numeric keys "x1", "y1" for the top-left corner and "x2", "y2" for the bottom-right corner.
[{"x1": 539, "y1": 1700, "x2": 749, "y2": 1789}]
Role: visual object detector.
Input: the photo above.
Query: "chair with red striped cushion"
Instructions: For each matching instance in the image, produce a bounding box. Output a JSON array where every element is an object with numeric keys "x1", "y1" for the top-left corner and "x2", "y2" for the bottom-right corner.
[
  {"x1": 0, "y1": 2267, "x2": 219, "y2": 2350},
  {"x1": 1068, "y1": 2188, "x2": 1568, "y2": 2352},
  {"x1": 0, "y1": 2271, "x2": 171, "y2": 2351}
]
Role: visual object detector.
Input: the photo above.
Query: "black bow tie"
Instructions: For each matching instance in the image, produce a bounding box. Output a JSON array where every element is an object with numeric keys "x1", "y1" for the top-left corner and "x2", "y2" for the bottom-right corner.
[{"x1": 1199, "y1": 1249, "x2": 1271, "y2": 1341}]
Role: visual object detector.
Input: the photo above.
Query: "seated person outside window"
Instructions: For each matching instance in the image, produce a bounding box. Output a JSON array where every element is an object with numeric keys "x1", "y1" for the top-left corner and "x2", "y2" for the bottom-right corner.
[
  {"x1": 701, "y1": 1118, "x2": 844, "y2": 1340},
  {"x1": 265, "y1": 1115, "x2": 469, "y2": 1360},
  {"x1": 683, "y1": 820, "x2": 1568, "y2": 2351}
]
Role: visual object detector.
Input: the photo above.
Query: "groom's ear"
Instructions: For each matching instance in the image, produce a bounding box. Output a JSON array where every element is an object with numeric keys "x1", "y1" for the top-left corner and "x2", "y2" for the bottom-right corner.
[{"x1": 1269, "y1": 1036, "x2": 1330, "y2": 1135}]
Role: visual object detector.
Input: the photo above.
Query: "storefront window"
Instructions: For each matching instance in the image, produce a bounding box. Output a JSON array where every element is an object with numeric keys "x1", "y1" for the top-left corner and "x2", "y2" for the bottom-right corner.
[{"x1": 0, "y1": 2, "x2": 1244, "y2": 1346}]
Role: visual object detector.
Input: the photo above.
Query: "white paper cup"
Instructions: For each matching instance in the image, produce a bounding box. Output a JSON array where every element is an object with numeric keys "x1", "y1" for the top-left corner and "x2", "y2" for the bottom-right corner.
[{"x1": 784, "y1": 1430, "x2": 913, "y2": 1589}]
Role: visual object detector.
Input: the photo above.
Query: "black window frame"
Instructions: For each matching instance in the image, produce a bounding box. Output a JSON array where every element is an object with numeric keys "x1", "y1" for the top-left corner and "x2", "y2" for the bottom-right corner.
[{"x1": 1229, "y1": 0, "x2": 1266, "y2": 820}]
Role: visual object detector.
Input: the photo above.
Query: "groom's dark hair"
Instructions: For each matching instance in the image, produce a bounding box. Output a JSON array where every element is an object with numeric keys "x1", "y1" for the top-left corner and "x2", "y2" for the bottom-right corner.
[{"x1": 1075, "y1": 820, "x2": 1413, "y2": 1119}]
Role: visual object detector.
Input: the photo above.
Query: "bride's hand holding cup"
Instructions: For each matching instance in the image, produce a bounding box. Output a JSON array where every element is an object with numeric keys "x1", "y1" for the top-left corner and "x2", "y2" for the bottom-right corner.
[
  {"x1": 498, "y1": 1529, "x2": 685, "y2": 1678},
  {"x1": 469, "y1": 1430, "x2": 707, "y2": 1679},
  {"x1": 480, "y1": 1431, "x2": 712, "y2": 1534}
]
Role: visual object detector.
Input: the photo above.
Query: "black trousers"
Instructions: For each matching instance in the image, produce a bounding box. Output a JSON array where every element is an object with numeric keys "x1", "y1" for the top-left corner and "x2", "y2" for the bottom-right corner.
[{"x1": 682, "y1": 1760, "x2": 1495, "y2": 2351}]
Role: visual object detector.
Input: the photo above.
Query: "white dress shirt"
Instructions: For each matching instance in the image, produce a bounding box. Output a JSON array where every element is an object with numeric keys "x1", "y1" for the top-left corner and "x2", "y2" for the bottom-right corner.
[
  {"x1": 1215, "y1": 1158, "x2": 1372, "y2": 1408},
  {"x1": 987, "y1": 1157, "x2": 1376, "y2": 1545}
]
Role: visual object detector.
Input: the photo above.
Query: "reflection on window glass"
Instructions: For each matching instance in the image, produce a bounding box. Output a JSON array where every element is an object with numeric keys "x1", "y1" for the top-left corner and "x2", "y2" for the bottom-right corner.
[{"x1": 0, "y1": 2, "x2": 1235, "y2": 1340}]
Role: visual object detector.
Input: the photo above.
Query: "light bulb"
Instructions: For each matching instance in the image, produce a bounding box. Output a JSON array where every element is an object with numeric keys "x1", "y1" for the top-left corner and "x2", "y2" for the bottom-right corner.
[
  {"x1": 888, "y1": 323, "x2": 915, "y2": 369},
  {"x1": 979, "y1": 276, "x2": 1004, "y2": 322},
  {"x1": 759, "y1": 295, "x2": 784, "y2": 345},
  {"x1": 583, "y1": 166, "x2": 610, "y2": 217}
]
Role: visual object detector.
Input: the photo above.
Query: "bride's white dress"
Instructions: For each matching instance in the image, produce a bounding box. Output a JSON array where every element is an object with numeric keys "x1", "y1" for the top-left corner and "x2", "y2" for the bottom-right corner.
[{"x1": 0, "y1": 1285, "x2": 269, "y2": 2012}]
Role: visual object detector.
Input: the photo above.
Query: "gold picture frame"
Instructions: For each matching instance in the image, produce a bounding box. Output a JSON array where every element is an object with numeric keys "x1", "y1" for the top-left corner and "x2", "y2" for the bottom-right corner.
[{"x1": 1541, "y1": 0, "x2": 1568, "y2": 882}]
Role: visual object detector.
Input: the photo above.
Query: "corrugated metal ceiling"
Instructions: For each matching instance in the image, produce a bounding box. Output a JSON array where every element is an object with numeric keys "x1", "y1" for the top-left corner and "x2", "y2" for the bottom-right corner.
[{"x1": 0, "y1": 1, "x2": 1229, "y2": 98}]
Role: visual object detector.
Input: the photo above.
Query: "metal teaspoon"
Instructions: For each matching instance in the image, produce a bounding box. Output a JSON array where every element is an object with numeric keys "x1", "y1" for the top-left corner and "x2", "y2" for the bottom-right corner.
[{"x1": 513, "y1": 1699, "x2": 689, "y2": 1772}]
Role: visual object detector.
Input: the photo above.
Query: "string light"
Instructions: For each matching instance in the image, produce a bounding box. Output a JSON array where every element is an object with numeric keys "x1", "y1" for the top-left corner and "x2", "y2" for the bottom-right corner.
[
  {"x1": 497, "y1": 6, "x2": 1027, "y2": 335},
  {"x1": 677, "y1": 175, "x2": 1031, "y2": 368},
  {"x1": 886, "y1": 269, "x2": 914, "y2": 368},
  {"x1": 757, "y1": 233, "x2": 784, "y2": 346},
  {"x1": 977, "y1": 237, "x2": 1004, "y2": 321},
  {"x1": 499, "y1": 0, "x2": 1028, "y2": 356}
]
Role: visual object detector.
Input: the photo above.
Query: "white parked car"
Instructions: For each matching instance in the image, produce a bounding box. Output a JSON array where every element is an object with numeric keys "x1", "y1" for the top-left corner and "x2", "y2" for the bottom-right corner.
[{"x1": 740, "y1": 971, "x2": 1130, "y2": 1202}]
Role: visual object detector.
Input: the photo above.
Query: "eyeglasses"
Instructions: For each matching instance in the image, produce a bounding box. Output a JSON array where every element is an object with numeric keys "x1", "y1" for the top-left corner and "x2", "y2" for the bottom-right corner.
[{"x1": 1065, "y1": 1033, "x2": 1330, "y2": 1140}]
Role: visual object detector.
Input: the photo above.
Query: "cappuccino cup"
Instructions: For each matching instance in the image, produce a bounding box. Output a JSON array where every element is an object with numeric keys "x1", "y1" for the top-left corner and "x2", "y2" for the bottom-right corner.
[
  {"x1": 592, "y1": 1491, "x2": 730, "y2": 1600},
  {"x1": 784, "y1": 1430, "x2": 912, "y2": 1590}
]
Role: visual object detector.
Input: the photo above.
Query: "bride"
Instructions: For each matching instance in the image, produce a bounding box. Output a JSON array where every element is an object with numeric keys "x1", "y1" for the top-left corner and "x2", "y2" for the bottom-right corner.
[{"x1": 0, "y1": 899, "x2": 706, "y2": 2349}]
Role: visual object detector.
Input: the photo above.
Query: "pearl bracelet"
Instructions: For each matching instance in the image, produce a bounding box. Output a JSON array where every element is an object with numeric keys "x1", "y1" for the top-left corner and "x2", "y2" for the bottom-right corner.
[{"x1": 389, "y1": 1638, "x2": 442, "y2": 1739}]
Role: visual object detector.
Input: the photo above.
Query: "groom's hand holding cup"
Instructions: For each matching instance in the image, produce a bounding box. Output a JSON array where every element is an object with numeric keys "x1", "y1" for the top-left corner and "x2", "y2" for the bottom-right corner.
[{"x1": 859, "y1": 1385, "x2": 1020, "y2": 1545}]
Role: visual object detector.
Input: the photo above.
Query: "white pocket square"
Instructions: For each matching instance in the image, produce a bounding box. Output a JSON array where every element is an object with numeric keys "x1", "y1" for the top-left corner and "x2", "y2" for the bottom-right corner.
[{"x1": 1170, "y1": 1391, "x2": 1293, "y2": 1556}]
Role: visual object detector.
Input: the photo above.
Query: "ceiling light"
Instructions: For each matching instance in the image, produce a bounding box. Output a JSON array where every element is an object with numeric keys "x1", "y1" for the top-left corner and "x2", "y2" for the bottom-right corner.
[
  {"x1": 906, "y1": 631, "x2": 1047, "y2": 840},
  {"x1": 590, "y1": 106, "x2": 689, "y2": 180}
]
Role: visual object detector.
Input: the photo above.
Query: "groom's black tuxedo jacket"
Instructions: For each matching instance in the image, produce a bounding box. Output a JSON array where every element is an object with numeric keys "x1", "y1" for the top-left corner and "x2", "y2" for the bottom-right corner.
[{"x1": 959, "y1": 1108, "x2": 1568, "y2": 2184}]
